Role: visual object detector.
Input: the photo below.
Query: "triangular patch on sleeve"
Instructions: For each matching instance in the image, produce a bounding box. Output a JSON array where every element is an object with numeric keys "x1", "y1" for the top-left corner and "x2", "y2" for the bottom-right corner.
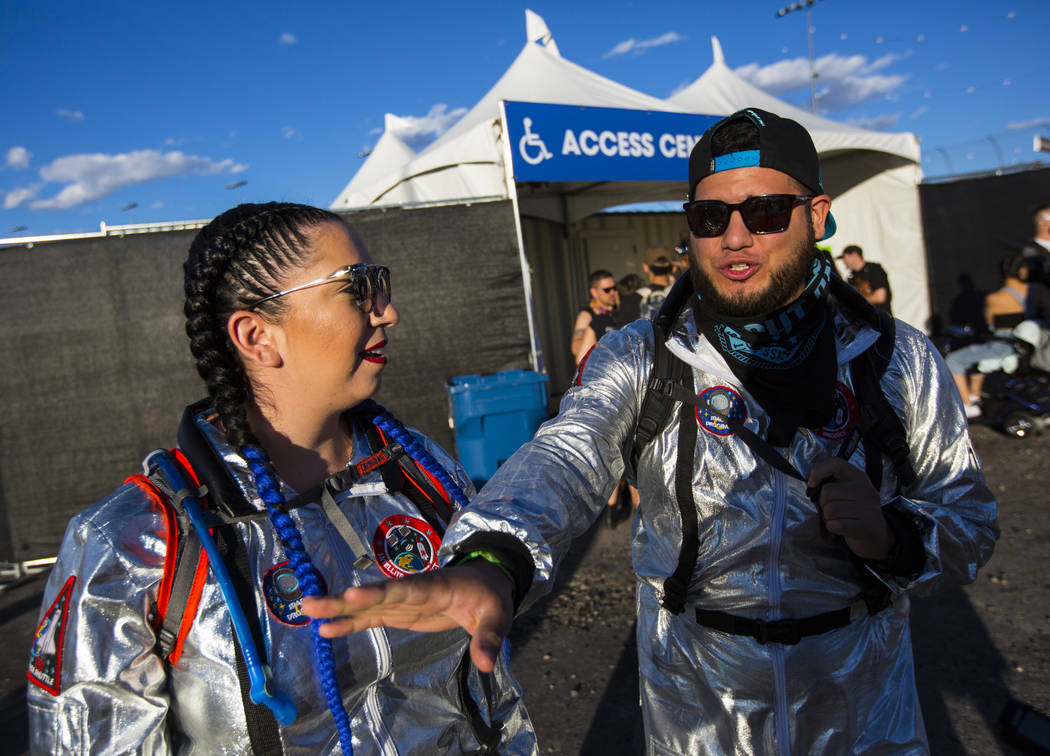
[{"x1": 27, "y1": 575, "x2": 75, "y2": 695}]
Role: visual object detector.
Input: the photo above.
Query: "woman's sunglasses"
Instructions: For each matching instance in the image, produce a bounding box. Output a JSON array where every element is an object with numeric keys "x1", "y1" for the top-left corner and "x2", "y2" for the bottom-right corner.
[
  {"x1": 682, "y1": 194, "x2": 814, "y2": 238},
  {"x1": 247, "y1": 263, "x2": 391, "y2": 313}
]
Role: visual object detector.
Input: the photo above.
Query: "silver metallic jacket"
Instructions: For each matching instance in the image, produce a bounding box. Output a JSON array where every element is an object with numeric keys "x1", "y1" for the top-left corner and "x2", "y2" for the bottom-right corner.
[
  {"x1": 441, "y1": 300, "x2": 998, "y2": 755},
  {"x1": 28, "y1": 409, "x2": 537, "y2": 755}
]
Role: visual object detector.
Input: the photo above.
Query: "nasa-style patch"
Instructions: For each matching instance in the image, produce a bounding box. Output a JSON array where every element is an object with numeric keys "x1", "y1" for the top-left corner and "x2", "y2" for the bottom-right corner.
[
  {"x1": 816, "y1": 381, "x2": 859, "y2": 440},
  {"x1": 694, "y1": 385, "x2": 747, "y2": 436},
  {"x1": 264, "y1": 562, "x2": 327, "y2": 626},
  {"x1": 28, "y1": 575, "x2": 75, "y2": 695},
  {"x1": 372, "y1": 514, "x2": 441, "y2": 578}
]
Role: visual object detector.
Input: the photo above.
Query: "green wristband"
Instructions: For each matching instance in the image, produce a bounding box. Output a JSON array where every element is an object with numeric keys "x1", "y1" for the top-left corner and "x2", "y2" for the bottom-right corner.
[{"x1": 457, "y1": 550, "x2": 518, "y2": 604}]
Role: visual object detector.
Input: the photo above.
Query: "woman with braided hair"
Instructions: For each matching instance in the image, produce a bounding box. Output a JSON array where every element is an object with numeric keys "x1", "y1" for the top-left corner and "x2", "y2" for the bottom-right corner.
[{"x1": 27, "y1": 202, "x2": 537, "y2": 755}]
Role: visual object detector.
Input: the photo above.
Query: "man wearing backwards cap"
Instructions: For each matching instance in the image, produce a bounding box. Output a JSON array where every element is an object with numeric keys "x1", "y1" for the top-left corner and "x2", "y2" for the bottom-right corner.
[{"x1": 303, "y1": 108, "x2": 997, "y2": 754}]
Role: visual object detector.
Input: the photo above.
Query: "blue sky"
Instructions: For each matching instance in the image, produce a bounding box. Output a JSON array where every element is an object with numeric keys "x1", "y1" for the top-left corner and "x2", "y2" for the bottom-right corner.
[{"x1": 2, "y1": 1, "x2": 1047, "y2": 237}]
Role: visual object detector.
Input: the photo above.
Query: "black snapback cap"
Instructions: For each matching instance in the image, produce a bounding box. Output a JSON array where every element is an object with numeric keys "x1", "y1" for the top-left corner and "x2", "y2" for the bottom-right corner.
[{"x1": 688, "y1": 107, "x2": 836, "y2": 240}]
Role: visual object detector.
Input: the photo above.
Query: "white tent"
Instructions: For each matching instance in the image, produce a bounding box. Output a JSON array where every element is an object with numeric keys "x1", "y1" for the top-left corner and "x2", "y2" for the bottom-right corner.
[
  {"x1": 330, "y1": 9, "x2": 677, "y2": 211},
  {"x1": 331, "y1": 11, "x2": 930, "y2": 330},
  {"x1": 333, "y1": 114, "x2": 417, "y2": 210},
  {"x1": 668, "y1": 38, "x2": 929, "y2": 328}
]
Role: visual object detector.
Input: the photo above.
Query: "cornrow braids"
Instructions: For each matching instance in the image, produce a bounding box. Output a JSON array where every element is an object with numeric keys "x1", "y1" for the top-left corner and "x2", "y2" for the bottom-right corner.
[
  {"x1": 355, "y1": 400, "x2": 472, "y2": 510},
  {"x1": 182, "y1": 203, "x2": 354, "y2": 754}
]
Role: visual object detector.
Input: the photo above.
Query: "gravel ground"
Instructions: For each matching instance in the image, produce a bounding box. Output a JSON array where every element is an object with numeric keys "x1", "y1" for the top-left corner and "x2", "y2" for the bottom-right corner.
[{"x1": 2, "y1": 422, "x2": 1047, "y2": 755}]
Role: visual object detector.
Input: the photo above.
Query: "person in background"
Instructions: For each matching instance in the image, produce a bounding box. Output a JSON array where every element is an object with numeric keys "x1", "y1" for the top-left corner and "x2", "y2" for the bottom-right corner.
[
  {"x1": 571, "y1": 269, "x2": 619, "y2": 364},
  {"x1": 946, "y1": 254, "x2": 1050, "y2": 418},
  {"x1": 615, "y1": 272, "x2": 645, "y2": 326},
  {"x1": 302, "y1": 108, "x2": 997, "y2": 755},
  {"x1": 839, "y1": 244, "x2": 893, "y2": 315},
  {"x1": 636, "y1": 245, "x2": 677, "y2": 320},
  {"x1": 673, "y1": 235, "x2": 692, "y2": 277},
  {"x1": 27, "y1": 202, "x2": 536, "y2": 755},
  {"x1": 1021, "y1": 203, "x2": 1050, "y2": 286}
]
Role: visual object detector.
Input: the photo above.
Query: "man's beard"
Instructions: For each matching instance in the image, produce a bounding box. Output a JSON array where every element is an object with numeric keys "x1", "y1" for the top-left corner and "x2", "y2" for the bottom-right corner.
[{"x1": 690, "y1": 220, "x2": 817, "y2": 318}]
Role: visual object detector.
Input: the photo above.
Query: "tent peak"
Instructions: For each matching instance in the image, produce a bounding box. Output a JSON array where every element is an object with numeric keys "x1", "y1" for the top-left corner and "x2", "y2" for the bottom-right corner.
[
  {"x1": 710, "y1": 36, "x2": 725, "y2": 67},
  {"x1": 525, "y1": 9, "x2": 561, "y2": 57}
]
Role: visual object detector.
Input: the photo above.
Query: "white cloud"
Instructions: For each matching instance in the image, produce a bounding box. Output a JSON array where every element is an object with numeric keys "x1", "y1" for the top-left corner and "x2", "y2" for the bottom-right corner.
[
  {"x1": 603, "y1": 32, "x2": 684, "y2": 59},
  {"x1": 56, "y1": 108, "x2": 84, "y2": 121},
  {"x1": 390, "y1": 104, "x2": 468, "y2": 149},
  {"x1": 279, "y1": 32, "x2": 297, "y2": 45},
  {"x1": 282, "y1": 126, "x2": 299, "y2": 140},
  {"x1": 861, "y1": 52, "x2": 909, "y2": 75},
  {"x1": 846, "y1": 113, "x2": 901, "y2": 131},
  {"x1": 27, "y1": 150, "x2": 247, "y2": 210},
  {"x1": 5, "y1": 146, "x2": 31, "y2": 169},
  {"x1": 910, "y1": 105, "x2": 929, "y2": 119},
  {"x1": 734, "y1": 52, "x2": 908, "y2": 112},
  {"x1": 1005, "y1": 116, "x2": 1050, "y2": 131},
  {"x1": 4, "y1": 184, "x2": 42, "y2": 209}
]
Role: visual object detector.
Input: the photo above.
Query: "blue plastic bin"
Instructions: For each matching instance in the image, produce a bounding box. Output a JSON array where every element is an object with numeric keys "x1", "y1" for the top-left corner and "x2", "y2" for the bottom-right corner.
[{"x1": 447, "y1": 369, "x2": 550, "y2": 487}]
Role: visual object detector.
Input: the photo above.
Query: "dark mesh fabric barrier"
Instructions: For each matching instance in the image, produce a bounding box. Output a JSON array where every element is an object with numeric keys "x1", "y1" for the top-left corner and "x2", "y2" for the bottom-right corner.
[
  {"x1": 0, "y1": 200, "x2": 531, "y2": 562},
  {"x1": 920, "y1": 167, "x2": 1050, "y2": 334}
]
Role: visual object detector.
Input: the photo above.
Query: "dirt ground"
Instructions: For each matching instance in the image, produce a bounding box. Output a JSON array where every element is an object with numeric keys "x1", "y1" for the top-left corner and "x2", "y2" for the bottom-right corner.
[{"x1": 2, "y1": 422, "x2": 1047, "y2": 755}]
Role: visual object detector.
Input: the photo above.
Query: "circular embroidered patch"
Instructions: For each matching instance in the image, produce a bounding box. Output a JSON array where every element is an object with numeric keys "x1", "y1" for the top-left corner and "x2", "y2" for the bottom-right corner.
[
  {"x1": 372, "y1": 514, "x2": 441, "y2": 578},
  {"x1": 263, "y1": 562, "x2": 326, "y2": 626},
  {"x1": 694, "y1": 385, "x2": 747, "y2": 436},
  {"x1": 816, "y1": 381, "x2": 859, "y2": 440}
]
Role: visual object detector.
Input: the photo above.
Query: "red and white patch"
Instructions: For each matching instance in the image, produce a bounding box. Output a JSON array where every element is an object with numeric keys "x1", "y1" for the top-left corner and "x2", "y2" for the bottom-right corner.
[
  {"x1": 372, "y1": 515, "x2": 441, "y2": 578},
  {"x1": 27, "y1": 575, "x2": 75, "y2": 695},
  {"x1": 816, "y1": 381, "x2": 859, "y2": 440}
]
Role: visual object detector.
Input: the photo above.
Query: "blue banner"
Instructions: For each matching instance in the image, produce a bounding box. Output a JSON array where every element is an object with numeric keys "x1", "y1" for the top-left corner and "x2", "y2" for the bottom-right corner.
[{"x1": 503, "y1": 101, "x2": 720, "y2": 183}]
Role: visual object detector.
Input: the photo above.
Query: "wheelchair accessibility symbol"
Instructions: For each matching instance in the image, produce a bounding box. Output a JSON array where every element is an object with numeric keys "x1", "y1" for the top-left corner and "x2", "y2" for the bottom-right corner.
[{"x1": 518, "y1": 118, "x2": 553, "y2": 166}]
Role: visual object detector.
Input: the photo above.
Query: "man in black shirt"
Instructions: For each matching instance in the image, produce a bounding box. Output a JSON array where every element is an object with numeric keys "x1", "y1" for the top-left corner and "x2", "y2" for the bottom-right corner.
[
  {"x1": 839, "y1": 244, "x2": 892, "y2": 315},
  {"x1": 571, "y1": 269, "x2": 619, "y2": 364}
]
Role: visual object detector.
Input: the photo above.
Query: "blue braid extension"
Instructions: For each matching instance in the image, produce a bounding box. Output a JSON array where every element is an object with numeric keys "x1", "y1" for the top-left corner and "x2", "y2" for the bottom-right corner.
[
  {"x1": 359, "y1": 400, "x2": 471, "y2": 510},
  {"x1": 242, "y1": 445, "x2": 354, "y2": 755}
]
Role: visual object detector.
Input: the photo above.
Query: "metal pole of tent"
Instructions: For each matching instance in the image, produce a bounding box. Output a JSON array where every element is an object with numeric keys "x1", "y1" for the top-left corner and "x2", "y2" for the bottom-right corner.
[{"x1": 498, "y1": 101, "x2": 544, "y2": 374}]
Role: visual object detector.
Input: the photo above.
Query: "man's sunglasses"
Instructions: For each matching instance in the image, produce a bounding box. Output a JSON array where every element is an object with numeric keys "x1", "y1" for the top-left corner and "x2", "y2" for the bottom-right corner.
[
  {"x1": 682, "y1": 194, "x2": 814, "y2": 238},
  {"x1": 599, "y1": 286, "x2": 617, "y2": 293},
  {"x1": 247, "y1": 263, "x2": 391, "y2": 313}
]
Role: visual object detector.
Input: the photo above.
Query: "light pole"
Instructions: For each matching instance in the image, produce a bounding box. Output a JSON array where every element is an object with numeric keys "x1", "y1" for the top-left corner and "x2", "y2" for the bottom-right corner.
[
  {"x1": 227, "y1": 180, "x2": 247, "y2": 203},
  {"x1": 776, "y1": 0, "x2": 824, "y2": 114},
  {"x1": 122, "y1": 202, "x2": 138, "y2": 223}
]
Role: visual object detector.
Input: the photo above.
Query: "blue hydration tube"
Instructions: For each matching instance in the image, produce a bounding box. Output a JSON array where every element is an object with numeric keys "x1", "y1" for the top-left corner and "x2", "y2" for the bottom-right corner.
[{"x1": 146, "y1": 450, "x2": 298, "y2": 726}]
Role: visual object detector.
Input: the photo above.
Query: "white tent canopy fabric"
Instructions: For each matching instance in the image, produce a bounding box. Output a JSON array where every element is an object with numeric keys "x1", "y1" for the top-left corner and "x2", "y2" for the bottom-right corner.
[
  {"x1": 331, "y1": 12, "x2": 930, "y2": 329},
  {"x1": 330, "y1": 13, "x2": 676, "y2": 210},
  {"x1": 334, "y1": 114, "x2": 417, "y2": 209}
]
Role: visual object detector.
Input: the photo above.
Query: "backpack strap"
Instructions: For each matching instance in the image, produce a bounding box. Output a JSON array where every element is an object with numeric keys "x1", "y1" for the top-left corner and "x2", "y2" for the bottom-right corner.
[
  {"x1": 364, "y1": 421, "x2": 452, "y2": 534},
  {"x1": 127, "y1": 464, "x2": 210, "y2": 664},
  {"x1": 632, "y1": 273, "x2": 696, "y2": 469},
  {"x1": 830, "y1": 278, "x2": 917, "y2": 490},
  {"x1": 136, "y1": 404, "x2": 288, "y2": 753}
]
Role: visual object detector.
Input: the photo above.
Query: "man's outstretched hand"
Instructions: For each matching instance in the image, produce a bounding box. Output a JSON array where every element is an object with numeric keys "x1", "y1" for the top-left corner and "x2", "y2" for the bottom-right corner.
[{"x1": 300, "y1": 562, "x2": 514, "y2": 673}]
